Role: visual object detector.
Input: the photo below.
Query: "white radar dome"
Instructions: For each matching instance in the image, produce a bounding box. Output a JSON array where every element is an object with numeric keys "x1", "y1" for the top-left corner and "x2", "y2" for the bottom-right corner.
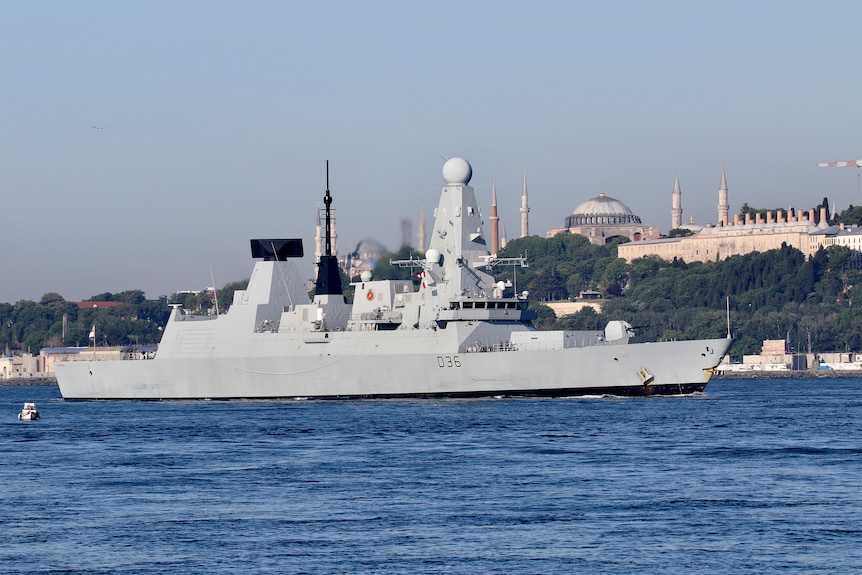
[
  {"x1": 425, "y1": 248, "x2": 441, "y2": 264},
  {"x1": 442, "y1": 157, "x2": 472, "y2": 185},
  {"x1": 360, "y1": 270, "x2": 372, "y2": 282}
]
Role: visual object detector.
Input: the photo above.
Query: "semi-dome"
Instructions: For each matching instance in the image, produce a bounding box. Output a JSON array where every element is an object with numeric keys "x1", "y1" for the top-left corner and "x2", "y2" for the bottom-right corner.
[
  {"x1": 566, "y1": 191, "x2": 642, "y2": 227},
  {"x1": 351, "y1": 238, "x2": 388, "y2": 258}
]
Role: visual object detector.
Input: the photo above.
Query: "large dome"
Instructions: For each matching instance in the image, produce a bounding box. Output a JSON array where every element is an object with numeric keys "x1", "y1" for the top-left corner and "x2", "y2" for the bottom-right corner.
[{"x1": 566, "y1": 191, "x2": 642, "y2": 227}]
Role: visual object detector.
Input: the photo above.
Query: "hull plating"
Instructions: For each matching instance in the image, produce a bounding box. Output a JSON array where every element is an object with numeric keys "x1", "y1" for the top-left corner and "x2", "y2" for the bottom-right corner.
[{"x1": 56, "y1": 337, "x2": 730, "y2": 400}]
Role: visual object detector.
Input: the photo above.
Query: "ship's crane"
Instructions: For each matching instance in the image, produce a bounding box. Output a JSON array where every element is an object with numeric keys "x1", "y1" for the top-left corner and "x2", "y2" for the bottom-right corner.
[{"x1": 816, "y1": 159, "x2": 862, "y2": 168}]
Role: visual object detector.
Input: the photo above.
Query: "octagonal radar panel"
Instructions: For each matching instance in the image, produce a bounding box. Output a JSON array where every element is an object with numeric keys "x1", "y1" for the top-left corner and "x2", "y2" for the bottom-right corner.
[{"x1": 442, "y1": 157, "x2": 472, "y2": 185}]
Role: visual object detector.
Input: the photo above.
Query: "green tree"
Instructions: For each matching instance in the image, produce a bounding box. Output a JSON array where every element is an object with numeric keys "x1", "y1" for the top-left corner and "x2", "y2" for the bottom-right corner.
[
  {"x1": 372, "y1": 245, "x2": 424, "y2": 284},
  {"x1": 834, "y1": 205, "x2": 862, "y2": 226},
  {"x1": 215, "y1": 280, "x2": 250, "y2": 313},
  {"x1": 667, "y1": 228, "x2": 694, "y2": 238}
]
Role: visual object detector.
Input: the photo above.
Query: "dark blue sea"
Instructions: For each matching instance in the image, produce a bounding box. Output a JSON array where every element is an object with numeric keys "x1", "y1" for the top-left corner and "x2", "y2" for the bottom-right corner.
[{"x1": 3, "y1": 379, "x2": 862, "y2": 574}]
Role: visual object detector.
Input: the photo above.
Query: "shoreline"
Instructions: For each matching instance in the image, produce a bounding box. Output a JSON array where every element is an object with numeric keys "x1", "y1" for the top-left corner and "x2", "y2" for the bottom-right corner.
[
  {"x1": 715, "y1": 370, "x2": 862, "y2": 380},
  {"x1": 1, "y1": 377, "x2": 58, "y2": 387},
  {"x1": 2, "y1": 371, "x2": 861, "y2": 387}
]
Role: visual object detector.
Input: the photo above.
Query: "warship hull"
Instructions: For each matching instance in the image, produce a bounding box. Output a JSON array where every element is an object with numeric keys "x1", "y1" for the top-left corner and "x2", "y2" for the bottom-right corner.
[
  {"x1": 56, "y1": 334, "x2": 729, "y2": 400},
  {"x1": 55, "y1": 157, "x2": 732, "y2": 400}
]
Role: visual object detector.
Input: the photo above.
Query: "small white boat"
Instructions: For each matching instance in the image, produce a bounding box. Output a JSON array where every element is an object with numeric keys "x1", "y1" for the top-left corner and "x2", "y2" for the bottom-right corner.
[{"x1": 18, "y1": 402, "x2": 40, "y2": 421}]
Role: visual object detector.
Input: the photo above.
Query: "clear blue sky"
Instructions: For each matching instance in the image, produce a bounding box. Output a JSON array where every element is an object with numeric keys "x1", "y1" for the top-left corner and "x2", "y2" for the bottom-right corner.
[{"x1": 2, "y1": 0, "x2": 860, "y2": 303}]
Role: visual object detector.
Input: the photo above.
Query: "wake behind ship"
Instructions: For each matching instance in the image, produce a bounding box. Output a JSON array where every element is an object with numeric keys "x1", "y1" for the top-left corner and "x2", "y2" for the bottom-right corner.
[{"x1": 55, "y1": 158, "x2": 732, "y2": 400}]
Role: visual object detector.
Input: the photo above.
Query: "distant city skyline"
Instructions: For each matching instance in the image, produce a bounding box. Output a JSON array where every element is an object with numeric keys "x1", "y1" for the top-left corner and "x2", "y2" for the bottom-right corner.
[{"x1": 2, "y1": 1, "x2": 860, "y2": 302}]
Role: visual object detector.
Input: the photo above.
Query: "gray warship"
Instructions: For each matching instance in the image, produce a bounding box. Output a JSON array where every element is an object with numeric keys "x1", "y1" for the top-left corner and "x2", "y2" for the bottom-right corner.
[{"x1": 55, "y1": 158, "x2": 732, "y2": 400}]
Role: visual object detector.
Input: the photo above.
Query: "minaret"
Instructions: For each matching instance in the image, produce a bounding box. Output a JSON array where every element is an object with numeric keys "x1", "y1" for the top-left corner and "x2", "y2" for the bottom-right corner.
[
  {"x1": 331, "y1": 215, "x2": 338, "y2": 255},
  {"x1": 671, "y1": 175, "x2": 682, "y2": 229},
  {"x1": 520, "y1": 168, "x2": 530, "y2": 237},
  {"x1": 500, "y1": 220, "x2": 508, "y2": 249},
  {"x1": 314, "y1": 203, "x2": 323, "y2": 262},
  {"x1": 717, "y1": 167, "x2": 729, "y2": 226},
  {"x1": 418, "y1": 202, "x2": 426, "y2": 252},
  {"x1": 490, "y1": 177, "x2": 500, "y2": 255}
]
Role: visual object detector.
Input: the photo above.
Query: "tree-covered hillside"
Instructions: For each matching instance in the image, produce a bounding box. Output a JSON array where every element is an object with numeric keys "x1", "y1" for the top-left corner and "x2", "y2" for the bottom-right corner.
[
  {"x1": 0, "y1": 282, "x2": 249, "y2": 352},
  {"x1": 492, "y1": 236, "x2": 862, "y2": 360},
  {"x1": 0, "y1": 290, "x2": 169, "y2": 352},
  {"x1": 5, "y1": 233, "x2": 862, "y2": 362}
]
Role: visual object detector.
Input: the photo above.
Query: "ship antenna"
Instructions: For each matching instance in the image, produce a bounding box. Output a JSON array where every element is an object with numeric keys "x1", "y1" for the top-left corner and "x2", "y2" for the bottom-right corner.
[
  {"x1": 726, "y1": 296, "x2": 732, "y2": 339},
  {"x1": 210, "y1": 266, "x2": 220, "y2": 316},
  {"x1": 325, "y1": 161, "x2": 333, "y2": 257}
]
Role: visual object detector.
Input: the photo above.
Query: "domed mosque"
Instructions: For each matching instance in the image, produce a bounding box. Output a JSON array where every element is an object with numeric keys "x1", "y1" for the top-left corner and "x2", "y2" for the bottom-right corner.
[{"x1": 546, "y1": 189, "x2": 659, "y2": 245}]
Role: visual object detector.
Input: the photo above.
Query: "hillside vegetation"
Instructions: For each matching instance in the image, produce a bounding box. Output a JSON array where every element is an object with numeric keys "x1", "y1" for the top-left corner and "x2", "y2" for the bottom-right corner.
[
  {"x1": 495, "y1": 235, "x2": 862, "y2": 360},
  {"x1": 3, "y1": 235, "x2": 861, "y2": 361}
]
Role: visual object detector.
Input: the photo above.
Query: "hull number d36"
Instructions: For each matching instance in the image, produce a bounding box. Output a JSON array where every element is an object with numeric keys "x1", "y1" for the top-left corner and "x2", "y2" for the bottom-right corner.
[{"x1": 436, "y1": 355, "x2": 461, "y2": 368}]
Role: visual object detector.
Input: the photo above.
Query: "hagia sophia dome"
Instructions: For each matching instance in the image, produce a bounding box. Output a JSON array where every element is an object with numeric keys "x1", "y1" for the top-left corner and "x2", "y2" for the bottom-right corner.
[
  {"x1": 547, "y1": 189, "x2": 659, "y2": 245},
  {"x1": 565, "y1": 191, "x2": 643, "y2": 227}
]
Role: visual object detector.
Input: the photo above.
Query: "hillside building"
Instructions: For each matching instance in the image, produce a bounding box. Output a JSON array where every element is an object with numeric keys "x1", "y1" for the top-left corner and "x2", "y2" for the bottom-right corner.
[
  {"x1": 618, "y1": 207, "x2": 829, "y2": 262},
  {"x1": 546, "y1": 189, "x2": 660, "y2": 245},
  {"x1": 617, "y1": 168, "x2": 851, "y2": 263}
]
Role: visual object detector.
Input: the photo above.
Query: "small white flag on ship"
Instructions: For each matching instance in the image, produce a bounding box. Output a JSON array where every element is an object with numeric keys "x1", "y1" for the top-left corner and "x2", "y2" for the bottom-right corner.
[{"x1": 88, "y1": 325, "x2": 95, "y2": 340}]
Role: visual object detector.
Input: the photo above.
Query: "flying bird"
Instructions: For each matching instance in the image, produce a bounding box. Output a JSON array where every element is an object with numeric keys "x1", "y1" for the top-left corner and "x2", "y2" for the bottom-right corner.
[{"x1": 92, "y1": 125, "x2": 108, "y2": 131}]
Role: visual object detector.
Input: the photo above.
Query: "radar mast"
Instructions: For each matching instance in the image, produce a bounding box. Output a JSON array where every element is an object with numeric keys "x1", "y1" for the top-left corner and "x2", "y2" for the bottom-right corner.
[{"x1": 314, "y1": 161, "x2": 344, "y2": 297}]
